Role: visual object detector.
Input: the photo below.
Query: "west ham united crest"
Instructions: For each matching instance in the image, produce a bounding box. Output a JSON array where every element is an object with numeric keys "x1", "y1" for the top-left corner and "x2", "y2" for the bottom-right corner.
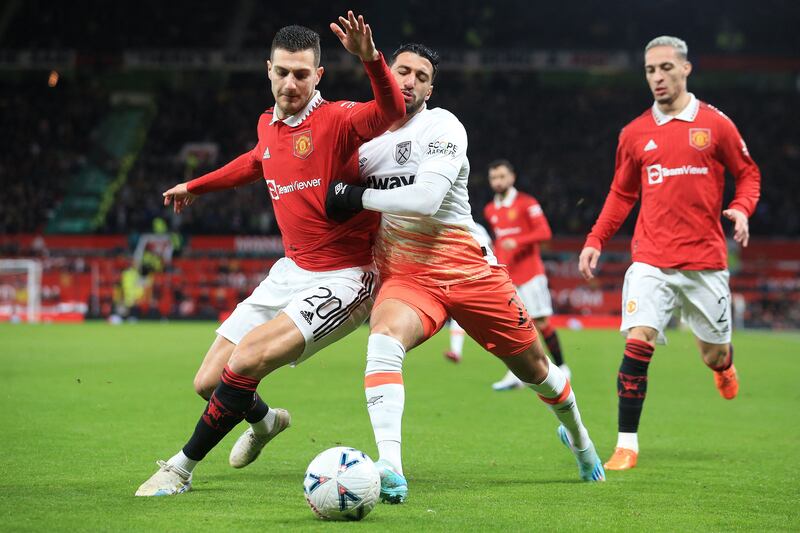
[
  {"x1": 293, "y1": 130, "x2": 313, "y2": 159},
  {"x1": 394, "y1": 141, "x2": 411, "y2": 165}
]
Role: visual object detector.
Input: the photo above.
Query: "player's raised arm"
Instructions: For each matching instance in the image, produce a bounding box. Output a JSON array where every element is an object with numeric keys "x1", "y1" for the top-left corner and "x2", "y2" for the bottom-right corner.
[{"x1": 330, "y1": 11, "x2": 404, "y2": 139}]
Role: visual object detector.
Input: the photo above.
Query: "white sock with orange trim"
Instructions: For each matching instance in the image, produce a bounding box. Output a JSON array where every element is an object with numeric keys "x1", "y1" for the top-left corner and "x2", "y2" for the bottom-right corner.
[
  {"x1": 449, "y1": 320, "x2": 465, "y2": 356},
  {"x1": 364, "y1": 333, "x2": 406, "y2": 475},
  {"x1": 528, "y1": 359, "x2": 590, "y2": 450}
]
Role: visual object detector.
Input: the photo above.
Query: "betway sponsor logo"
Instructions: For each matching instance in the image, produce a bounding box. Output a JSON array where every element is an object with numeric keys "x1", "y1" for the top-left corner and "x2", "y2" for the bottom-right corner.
[
  {"x1": 266, "y1": 178, "x2": 322, "y2": 200},
  {"x1": 365, "y1": 174, "x2": 415, "y2": 189},
  {"x1": 645, "y1": 164, "x2": 709, "y2": 185}
]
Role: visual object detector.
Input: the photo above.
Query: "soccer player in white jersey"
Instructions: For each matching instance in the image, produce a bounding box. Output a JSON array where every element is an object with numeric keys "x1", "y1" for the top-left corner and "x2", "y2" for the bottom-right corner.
[{"x1": 326, "y1": 43, "x2": 605, "y2": 503}]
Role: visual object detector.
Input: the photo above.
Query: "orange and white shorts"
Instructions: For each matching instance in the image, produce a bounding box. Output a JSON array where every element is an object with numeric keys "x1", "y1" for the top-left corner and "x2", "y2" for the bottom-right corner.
[{"x1": 374, "y1": 266, "x2": 537, "y2": 357}]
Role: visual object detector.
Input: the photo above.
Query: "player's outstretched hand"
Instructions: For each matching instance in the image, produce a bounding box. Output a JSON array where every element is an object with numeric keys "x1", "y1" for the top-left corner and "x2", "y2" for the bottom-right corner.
[
  {"x1": 578, "y1": 246, "x2": 601, "y2": 280},
  {"x1": 325, "y1": 180, "x2": 366, "y2": 222},
  {"x1": 162, "y1": 182, "x2": 197, "y2": 214},
  {"x1": 330, "y1": 10, "x2": 379, "y2": 62},
  {"x1": 722, "y1": 208, "x2": 750, "y2": 247}
]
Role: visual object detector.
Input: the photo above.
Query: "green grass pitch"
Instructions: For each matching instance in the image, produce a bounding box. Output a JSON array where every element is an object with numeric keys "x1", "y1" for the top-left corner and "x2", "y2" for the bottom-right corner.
[{"x1": 1, "y1": 323, "x2": 798, "y2": 532}]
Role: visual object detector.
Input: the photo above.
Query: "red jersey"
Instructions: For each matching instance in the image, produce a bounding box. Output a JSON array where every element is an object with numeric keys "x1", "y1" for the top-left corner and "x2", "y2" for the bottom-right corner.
[
  {"x1": 187, "y1": 54, "x2": 404, "y2": 271},
  {"x1": 585, "y1": 94, "x2": 760, "y2": 270},
  {"x1": 484, "y1": 188, "x2": 552, "y2": 285}
]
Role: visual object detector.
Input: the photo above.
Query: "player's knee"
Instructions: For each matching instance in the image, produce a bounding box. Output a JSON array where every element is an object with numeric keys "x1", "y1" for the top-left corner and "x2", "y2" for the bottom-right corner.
[
  {"x1": 370, "y1": 320, "x2": 418, "y2": 351},
  {"x1": 231, "y1": 338, "x2": 294, "y2": 377},
  {"x1": 192, "y1": 372, "x2": 216, "y2": 400}
]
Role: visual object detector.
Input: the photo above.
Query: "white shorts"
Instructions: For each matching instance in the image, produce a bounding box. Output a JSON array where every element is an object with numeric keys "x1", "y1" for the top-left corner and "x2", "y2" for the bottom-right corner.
[
  {"x1": 620, "y1": 262, "x2": 732, "y2": 345},
  {"x1": 216, "y1": 257, "x2": 377, "y2": 364},
  {"x1": 516, "y1": 274, "x2": 553, "y2": 318}
]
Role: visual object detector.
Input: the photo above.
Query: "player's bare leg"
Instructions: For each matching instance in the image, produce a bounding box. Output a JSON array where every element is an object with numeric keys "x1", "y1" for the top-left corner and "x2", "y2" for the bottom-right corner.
[
  {"x1": 502, "y1": 340, "x2": 604, "y2": 482},
  {"x1": 533, "y1": 317, "x2": 570, "y2": 379},
  {"x1": 605, "y1": 326, "x2": 657, "y2": 471},
  {"x1": 193, "y1": 335, "x2": 237, "y2": 400},
  {"x1": 136, "y1": 314, "x2": 301, "y2": 496},
  {"x1": 698, "y1": 339, "x2": 737, "y2": 399},
  {"x1": 493, "y1": 316, "x2": 569, "y2": 390},
  {"x1": 364, "y1": 299, "x2": 424, "y2": 503}
]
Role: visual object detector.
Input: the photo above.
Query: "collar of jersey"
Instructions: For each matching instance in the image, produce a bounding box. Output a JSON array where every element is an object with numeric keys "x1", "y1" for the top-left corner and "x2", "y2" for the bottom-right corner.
[
  {"x1": 494, "y1": 187, "x2": 518, "y2": 208},
  {"x1": 270, "y1": 91, "x2": 323, "y2": 127},
  {"x1": 651, "y1": 93, "x2": 698, "y2": 126}
]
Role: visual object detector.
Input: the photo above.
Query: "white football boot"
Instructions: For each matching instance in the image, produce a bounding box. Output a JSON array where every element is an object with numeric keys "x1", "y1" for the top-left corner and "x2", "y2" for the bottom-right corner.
[
  {"x1": 229, "y1": 408, "x2": 291, "y2": 468},
  {"x1": 135, "y1": 460, "x2": 192, "y2": 496}
]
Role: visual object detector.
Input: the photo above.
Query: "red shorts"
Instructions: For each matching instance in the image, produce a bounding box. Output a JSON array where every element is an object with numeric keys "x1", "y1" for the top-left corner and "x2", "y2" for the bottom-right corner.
[{"x1": 374, "y1": 267, "x2": 537, "y2": 356}]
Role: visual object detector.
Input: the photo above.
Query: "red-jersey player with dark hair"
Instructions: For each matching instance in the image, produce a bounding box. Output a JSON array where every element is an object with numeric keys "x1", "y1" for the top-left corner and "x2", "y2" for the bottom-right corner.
[
  {"x1": 579, "y1": 35, "x2": 760, "y2": 471},
  {"x1": 136, "y1": 13, "x2": 404, "y2": 496},
  {"x1": 483, "y1": 159, "x2": 570, "y2": 391}
]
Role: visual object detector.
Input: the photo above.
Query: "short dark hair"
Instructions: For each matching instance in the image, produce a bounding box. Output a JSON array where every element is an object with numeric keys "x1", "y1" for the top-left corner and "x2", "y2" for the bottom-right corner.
[
  {"x1": 271, "y1": 25, "x2": 321, "y2": 66},
  {"x1": 488, "y1": 159, "x2": 515, "y2": 174},
  {"x1": 390, "y1": 43, "x2": 440, "y2": 80}
]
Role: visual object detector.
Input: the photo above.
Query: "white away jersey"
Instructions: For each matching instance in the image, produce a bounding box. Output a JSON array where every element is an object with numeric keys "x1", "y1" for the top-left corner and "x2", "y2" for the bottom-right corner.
[{"x1": 359, "y1": 106, "x2": 494, "y2": 286}]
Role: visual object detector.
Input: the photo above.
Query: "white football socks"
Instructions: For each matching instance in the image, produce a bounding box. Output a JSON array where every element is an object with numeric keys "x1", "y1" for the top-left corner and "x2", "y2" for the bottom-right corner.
[
  {"x1": 167, "y1": 450, "x2": 197, "y2": 475},
  {"x1": 250, "y1": 408, "x2": 277, "y2": 436},
  {"x1": 616, "y1": 432, "x2": 639, "y2": 453},
  {"x1": 529, "y1": 359, "x2": 590, "y2": 450},
  {"x1": 449, "y1": 320, "x2": 465, "y2": 356},
  {"x1": 364, "y1": 333, "x2": 406, "y2": 475}
]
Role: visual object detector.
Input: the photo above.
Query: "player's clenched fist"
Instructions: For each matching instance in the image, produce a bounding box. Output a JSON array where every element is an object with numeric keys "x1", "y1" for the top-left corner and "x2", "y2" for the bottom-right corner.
[{"x1": 325, "y1": 180, "x2": 366, "y2": 222}]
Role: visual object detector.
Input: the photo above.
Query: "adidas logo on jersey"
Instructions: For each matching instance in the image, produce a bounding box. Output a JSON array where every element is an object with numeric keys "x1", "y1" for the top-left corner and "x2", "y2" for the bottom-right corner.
[
  {"x1": 300, "y1": 310, "x2": 314, "y2": 324},
  {"x1": 644, "y1": 139, "x2": 658, "y2": 152},
  {"x1": 263, "y1": 147, "x2": 271, "y2": 159}
]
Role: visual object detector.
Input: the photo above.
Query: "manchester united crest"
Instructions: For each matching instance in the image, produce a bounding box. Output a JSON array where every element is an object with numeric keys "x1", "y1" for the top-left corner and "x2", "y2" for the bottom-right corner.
[
  {"x1": 293, "y1": 130, "x2": 313, "y2": 159},
  {"x1": 689, "y1": 128, "x2": 711, "y2": 151},
  {"x1": 394, "y1": 141, "x2": 411, "y2": 165},
  {"x1": 625, "y1": 298, "x2": 638, "y2": 315}
]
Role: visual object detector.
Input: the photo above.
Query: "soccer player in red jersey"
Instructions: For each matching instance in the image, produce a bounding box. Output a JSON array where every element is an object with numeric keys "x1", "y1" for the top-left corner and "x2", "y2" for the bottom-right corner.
[
  {"x1": 328, "y1": 44, "x2": 605, "y2": 502},
  {"x1": 483, "y1": 159, "x2": 570, "y2": 390},
  {"x1": 136, "y1": 14, "x2": 405, "y2": 496},
  {"x1": 578, "y1": 36, "x2": 760, "y2": 471}
]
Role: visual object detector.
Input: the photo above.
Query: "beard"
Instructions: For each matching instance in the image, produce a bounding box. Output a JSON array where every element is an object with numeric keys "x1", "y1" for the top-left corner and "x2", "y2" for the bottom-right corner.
[{"x1": 405, "y1": 97, "x2": 425, "y2": 116}]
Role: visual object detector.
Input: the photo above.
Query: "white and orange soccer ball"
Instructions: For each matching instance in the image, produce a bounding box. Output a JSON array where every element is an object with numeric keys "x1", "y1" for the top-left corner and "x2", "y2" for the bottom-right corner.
[{"x1": 303, "y1": 446, "x2": 380, "y2": 521}]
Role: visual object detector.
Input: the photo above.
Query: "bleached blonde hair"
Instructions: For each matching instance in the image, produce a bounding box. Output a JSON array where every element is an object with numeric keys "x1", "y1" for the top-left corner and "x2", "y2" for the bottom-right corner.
[{"x1": 645, "y1": 36, "x2": 688, "y2": 60}]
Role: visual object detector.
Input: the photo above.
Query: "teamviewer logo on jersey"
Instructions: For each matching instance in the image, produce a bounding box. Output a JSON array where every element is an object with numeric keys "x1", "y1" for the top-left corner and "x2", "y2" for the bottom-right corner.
[
  {"x1": 646, "y1": 164, "x2": 663, "y2": 185},
  {"x1": 267, "y1": 179, "x2": 280, "y2": 200}
]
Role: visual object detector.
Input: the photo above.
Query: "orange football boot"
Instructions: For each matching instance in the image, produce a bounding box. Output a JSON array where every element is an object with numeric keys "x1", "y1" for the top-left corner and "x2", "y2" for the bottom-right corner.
[
  {"x1": 714, "y1": 364, "x2": 739, "y2": 399},
  {"x1": 604, "y1": 447, "x2": 638, "y2": 470}
]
